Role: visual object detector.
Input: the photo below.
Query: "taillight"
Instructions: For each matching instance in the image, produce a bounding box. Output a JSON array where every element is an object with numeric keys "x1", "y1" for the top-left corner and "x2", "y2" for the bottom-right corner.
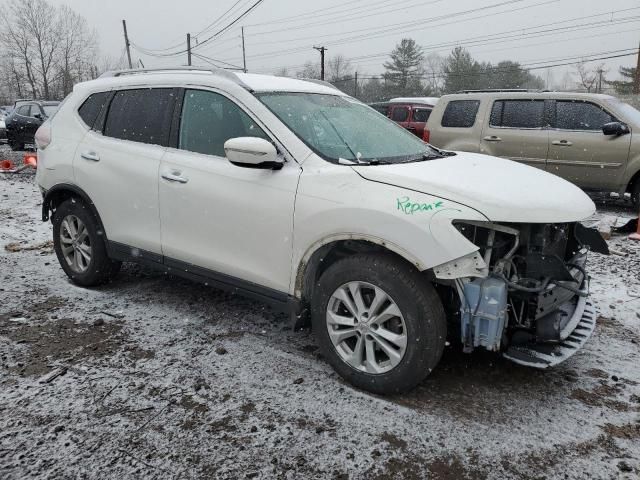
[
  {"x1": 35, "y1": 120, "x2": 51, "y2": 150},
  {"x1": 423, "y1": 128, "x2": 430, "y2": 143}
]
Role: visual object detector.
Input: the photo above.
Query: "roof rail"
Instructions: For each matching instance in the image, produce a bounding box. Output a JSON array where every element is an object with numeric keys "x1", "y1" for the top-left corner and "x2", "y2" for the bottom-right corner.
[
  {"x1": 98, "y1": 67, "x2": 252, "y2": 90},
  {"x1": 457, "y1": 89, "x2": 544, "y2": 94}
]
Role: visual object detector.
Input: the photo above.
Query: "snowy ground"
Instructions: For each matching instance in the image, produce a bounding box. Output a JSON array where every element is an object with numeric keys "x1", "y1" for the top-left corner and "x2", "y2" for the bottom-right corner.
[{"x1": 1, "y1": 147, "x2": 639, "y2": 479}]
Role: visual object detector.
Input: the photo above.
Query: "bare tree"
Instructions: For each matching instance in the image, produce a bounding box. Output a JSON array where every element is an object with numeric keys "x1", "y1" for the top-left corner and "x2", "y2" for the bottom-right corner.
[
  {"x1": 424, "y1": 53, "x2": 444, "y2": 95},
  {"x1": 327, "y1": 55, "x2": 353, "y2": 83},
  {"x1": 575, "y1": 60, "x2": 598, "y2": 93},
  {"x1": 57, "y1": 5, "x2": 98, "y2": 96},
  {"x1": 0, "y1": 0, "x2": 100, "y2": 100},
  {"x1": 296, "y1": 61, "x2": 320, "y2": 80}
]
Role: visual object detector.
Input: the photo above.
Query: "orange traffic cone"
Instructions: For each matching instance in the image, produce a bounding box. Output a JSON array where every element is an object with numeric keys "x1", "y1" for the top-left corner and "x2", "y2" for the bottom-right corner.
[{"x1": 630, "y1": 211, "x2": 640, "y2": 241}]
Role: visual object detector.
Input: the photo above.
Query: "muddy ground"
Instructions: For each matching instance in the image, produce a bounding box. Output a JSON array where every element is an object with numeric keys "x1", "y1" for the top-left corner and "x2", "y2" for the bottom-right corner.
[{"x1": 1, "y1": 148, "x2": 639, "y2": 479}]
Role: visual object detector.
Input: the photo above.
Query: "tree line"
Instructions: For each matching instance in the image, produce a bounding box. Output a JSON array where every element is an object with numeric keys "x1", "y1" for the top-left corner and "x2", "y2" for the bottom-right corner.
[
  {"x1": 0, "y1": 1, "x2": 636, "y2": 105},
  {"x1": 0, "y1": 0, "x2": 124, "y2": 104}
]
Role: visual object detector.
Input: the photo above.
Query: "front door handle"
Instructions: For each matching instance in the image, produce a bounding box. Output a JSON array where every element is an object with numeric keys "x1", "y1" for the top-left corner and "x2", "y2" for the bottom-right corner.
[
  {"x1": 552, "y1": 140, "x2": 573, "y2": 146},
  {"x1": 81, "y1": 151, "x2": 100, "y2": 162},
  {"x1": 161, "y1": 171, "x2": 189, "y2": 184},
  {"x1": 483, "y1": 135, "x2": 502, "y2": 142}
]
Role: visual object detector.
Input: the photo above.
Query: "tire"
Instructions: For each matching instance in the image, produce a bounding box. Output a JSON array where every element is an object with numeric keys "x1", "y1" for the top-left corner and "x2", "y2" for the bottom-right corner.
[
  {"x1": 311, "y1": 253, "x2": 446, "y2": 395},
  {"x1": 52, "y1": 198, "x2": 121, "y2": 287}
]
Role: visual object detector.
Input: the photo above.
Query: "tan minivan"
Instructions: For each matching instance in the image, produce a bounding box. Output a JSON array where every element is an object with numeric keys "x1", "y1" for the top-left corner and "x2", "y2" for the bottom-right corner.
[{"x1": 425, "y1": 91, "x2": 640, "y2": 204}]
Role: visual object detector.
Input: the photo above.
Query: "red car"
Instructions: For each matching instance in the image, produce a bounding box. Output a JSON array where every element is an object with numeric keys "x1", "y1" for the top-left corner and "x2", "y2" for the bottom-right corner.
[{"x1": 387, "y1": 97, "x2": 439, "y2": 139}]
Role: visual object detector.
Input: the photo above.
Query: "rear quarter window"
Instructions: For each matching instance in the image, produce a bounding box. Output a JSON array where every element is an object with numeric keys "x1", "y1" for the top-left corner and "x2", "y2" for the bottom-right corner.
[
  {"x1": 78, "y1": 92, "x2": 110, "y2": 129},
  {"x1": 441, "y1": 100, "x2": 480, "y2": 128}
]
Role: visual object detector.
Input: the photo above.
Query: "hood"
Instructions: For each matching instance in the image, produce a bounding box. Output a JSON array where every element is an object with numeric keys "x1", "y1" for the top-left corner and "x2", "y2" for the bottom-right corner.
[{"x1": 352, "y1": 152, "x2": 595, "y2": 223}]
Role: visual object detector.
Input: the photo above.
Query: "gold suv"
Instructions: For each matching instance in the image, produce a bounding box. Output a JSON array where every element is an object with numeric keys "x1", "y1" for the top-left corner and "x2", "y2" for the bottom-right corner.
[{"x1": 426, "y1": 91, "x2": 640, "y2": 204}]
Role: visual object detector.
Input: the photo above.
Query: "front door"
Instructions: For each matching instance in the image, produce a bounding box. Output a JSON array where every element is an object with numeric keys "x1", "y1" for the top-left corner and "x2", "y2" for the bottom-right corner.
[
  {"x1": 159, "y1": 89, "x2": 301, "y2": 294},
  {"x1": 546, "y1": 100, "x2": 631, "y2": 191},
  {"x1": 480, "y1": 99, "x2": 549, "y2": 170}
]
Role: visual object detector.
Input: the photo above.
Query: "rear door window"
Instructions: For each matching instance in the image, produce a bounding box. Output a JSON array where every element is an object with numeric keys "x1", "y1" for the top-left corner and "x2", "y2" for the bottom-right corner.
[
  {"x1": 554, "y1": 101, "x2": 615, "y2": 131},
  {"x1": 441, "y1": 100, "x2": 480, "y2": 127},
  {"x1": 104, "y1": 88, "x2": 176, "y2": 146},
  {"x1": 179, "y1": 89, "x2": 268, "y2": 157},
  {"x1": 78, "y1": 92, "x2": 110, "y2": 129},
  {"x1": 412, "y1": 108, "x2": 431, "y2": 123},
  {"x1": 391, "y1": 107, "x2": 409, "y2": 122},
  {"x1": 490, "y1": 100, "x2": 545, "y2": 128}
]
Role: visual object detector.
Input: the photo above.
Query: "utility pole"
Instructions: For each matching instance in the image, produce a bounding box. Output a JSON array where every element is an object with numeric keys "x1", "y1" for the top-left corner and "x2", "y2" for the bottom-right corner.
[
  {"x1": 597, "y1": 68, "x2": 604, "y2": 94},
  {"x1": 241, "y1": 27, "x2": 247, "y2": 73},
  {"x1": 122, "y1": 20, "x2": 133, "y2": 69},
  {"x1": 354, "y1": 71, "x2": 358, "y2": 98},
  {"x1": 187, "y1": 33, "x2": 192, "y2": 66},
  {"x1": 314, "y1": 46, "x2": 327, "y2": 80},
  {"x1": 634, "y1": 40, "x2": 640, "y2": 95}
]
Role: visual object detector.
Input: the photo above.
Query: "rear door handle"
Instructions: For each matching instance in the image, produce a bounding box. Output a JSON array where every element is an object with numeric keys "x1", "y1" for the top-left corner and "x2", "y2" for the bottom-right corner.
[
  {"x1": 483, "y1": 135, "x2": 502, "y2": 142},
  {"x1": 161, "y1": 171, "x2": 189, "y2": 184},
  {"x1": 81, "y1": 151, "x2": 100, "y2": 162},
  {"x1": 552, "y1": 140, "x2": 573, "y2": 146}
]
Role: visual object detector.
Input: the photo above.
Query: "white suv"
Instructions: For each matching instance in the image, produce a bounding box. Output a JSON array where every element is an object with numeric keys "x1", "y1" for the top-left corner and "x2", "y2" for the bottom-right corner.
[{"x1": 36, "y1": 68, "x2": 607, "y2": 394}]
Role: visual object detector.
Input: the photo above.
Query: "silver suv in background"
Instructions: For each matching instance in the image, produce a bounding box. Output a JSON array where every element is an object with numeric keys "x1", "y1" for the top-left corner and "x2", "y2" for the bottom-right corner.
[{"x1": 425, "y1": 91, "x2": 640, "y2": 204}]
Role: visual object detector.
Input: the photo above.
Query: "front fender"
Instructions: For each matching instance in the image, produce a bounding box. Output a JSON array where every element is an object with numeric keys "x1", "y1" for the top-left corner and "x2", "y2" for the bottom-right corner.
[{"x1": 291, "y1": 160, "x2": 487, "y2": 294}]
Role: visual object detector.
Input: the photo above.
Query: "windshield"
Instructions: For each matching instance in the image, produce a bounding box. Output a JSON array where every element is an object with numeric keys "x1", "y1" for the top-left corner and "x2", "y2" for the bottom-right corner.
[
  {"x1": 609, "y1": 99, "x2": 640, "y2": 126},
  {"x1": 43, "y1": 105, "x2": 59, "y2": 117},
  {"x1": 257, "y1": 93, "x2": 438, "y2": 164}
]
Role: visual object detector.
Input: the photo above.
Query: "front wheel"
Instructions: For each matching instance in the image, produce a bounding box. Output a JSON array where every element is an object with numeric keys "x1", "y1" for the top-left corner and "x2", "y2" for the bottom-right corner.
[
  {"x1": 311, "y1": 254, "x2": 446, "y2": 395},
  {"x1": 631, "y1": 179, "x2": 640, "y2": 207}
]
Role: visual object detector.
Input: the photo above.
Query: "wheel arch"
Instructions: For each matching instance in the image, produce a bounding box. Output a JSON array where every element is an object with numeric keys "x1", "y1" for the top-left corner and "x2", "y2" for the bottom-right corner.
[
  {"x1": 42, "y1": 184, "x2": 106, "y2": 235},
  {"x1": 292, "y1": 235, "x2": 428, "y2": 329}
]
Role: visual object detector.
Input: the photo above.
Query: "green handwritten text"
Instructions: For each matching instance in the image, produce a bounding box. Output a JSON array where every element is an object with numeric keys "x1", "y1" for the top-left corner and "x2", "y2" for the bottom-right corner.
[{"x1": 397, "y1": 196, "x2": 444, "y2": 215}]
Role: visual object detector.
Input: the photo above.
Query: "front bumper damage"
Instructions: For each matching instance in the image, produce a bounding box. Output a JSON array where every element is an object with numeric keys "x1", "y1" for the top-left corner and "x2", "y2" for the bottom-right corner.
[{"x1": 436, "y1": 221, "x2": 606, "y2": 369}]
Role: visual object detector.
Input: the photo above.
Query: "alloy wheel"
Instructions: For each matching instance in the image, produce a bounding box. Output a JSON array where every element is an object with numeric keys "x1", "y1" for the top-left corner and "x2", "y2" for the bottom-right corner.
[
  {"x1": 326, "y1": 281, "x2": 408, "y2": 374},
  {"x1": 59, "y1": 214, "x2": 92, "y2": 273}
]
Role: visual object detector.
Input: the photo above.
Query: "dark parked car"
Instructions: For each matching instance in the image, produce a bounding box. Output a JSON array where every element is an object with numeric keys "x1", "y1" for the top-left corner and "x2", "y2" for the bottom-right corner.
[{"x1": 5, "y1": 101, "x2": 59, "y2": 150}]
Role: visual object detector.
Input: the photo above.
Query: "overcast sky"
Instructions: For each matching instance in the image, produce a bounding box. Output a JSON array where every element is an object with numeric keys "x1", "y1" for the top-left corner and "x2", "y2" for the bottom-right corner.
[{"x1": 54, "y1": 0, "x2": 638, "y2": 85}]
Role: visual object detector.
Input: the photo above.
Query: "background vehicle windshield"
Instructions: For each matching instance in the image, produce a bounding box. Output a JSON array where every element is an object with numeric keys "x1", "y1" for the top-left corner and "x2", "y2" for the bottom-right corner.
[{"x1": 258, "y1": 93, "x2": 436, "y2": 163}]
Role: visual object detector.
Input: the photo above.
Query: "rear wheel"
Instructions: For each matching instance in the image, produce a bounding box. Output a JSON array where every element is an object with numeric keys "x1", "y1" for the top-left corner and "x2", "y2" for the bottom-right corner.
[
  {"x1": 311, "y1": 253, "x2": 446, "y2": 395},
  {"x1": 52, "y1": 198, "x2": 121, "y2": 286},
  {"x1": 8, "y1": 139, "x2": 24, "y2": 151}
]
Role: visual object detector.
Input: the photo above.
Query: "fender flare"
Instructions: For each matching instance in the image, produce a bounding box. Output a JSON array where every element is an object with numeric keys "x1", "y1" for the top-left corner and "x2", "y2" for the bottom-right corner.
[{"x1": 293, "y1": 233, "x2": 425, "y2": 298}]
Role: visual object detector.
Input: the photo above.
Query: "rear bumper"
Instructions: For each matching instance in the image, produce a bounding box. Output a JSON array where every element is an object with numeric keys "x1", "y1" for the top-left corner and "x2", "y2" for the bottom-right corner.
[{"x1": 503, "y1": 279, "x2": 596, "y2": 368}]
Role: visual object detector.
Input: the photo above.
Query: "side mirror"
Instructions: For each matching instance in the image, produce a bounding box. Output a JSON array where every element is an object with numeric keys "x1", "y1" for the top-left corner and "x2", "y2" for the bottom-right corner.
[
  {"x1": 224, "y1": 137, "x2": 282, "y2": 169},
  {"x1": 33, "y1": 113, "x2": 42, "y2": 120},
  {"x1": 602, "y1": 122, "x2": 630, "y2": 136}
]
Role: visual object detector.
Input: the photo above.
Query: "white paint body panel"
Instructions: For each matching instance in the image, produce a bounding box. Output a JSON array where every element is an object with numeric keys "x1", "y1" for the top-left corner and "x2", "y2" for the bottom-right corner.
[
  {"x1": 353, "y1": 153, "x2": 595, "y2": 223},
  {"x1": 37, "y1": 70, "x2": 596, "y2": 299}
]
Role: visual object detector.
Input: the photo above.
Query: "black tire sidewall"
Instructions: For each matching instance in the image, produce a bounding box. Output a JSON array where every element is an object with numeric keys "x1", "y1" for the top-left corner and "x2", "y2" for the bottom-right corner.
[
  {"x1": 311, "y1": 254, "x2": 446, "y2": 395},
  {"x1": 52, "y1": 199, "x2": 116, "y2": 286}
]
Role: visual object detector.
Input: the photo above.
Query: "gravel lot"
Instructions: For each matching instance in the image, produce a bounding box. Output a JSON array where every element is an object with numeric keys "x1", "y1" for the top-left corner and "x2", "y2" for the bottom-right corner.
[{"x1": 1, "y1": 146, "x2": 639, "y2": 479}]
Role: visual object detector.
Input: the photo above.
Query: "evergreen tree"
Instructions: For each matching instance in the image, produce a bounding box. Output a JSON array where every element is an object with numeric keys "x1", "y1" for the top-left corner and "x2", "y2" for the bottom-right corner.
[
  {"x1": 383, "y1": 38, "x2": 424, "y2": 93},
  {"x1": 607, "y1": 66, "x2": 637, "y2": 94}
]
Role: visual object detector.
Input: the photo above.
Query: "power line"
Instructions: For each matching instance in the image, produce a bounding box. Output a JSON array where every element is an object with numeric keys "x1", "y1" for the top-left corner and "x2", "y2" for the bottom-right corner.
[{"x1": 130, "y1": 0, "x2": 265, "y2": 58}]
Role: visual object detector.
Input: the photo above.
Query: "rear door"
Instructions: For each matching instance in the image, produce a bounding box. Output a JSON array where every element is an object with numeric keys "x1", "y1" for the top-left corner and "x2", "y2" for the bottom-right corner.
[
  {"x1": 547, "y1": 99, "x2": 631, "y2": 191},
  {"x1": 73, "y1": 88, "x2": 177, "y2": 256},
  {"x1": 480, "y1": 99, "x2": 549, "y2": 170}
]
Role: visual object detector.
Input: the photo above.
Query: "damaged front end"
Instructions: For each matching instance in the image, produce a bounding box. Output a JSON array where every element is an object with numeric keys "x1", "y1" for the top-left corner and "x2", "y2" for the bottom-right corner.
[{"x1": 435, "y1": 220, "x2": 608, "y2": 368}]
